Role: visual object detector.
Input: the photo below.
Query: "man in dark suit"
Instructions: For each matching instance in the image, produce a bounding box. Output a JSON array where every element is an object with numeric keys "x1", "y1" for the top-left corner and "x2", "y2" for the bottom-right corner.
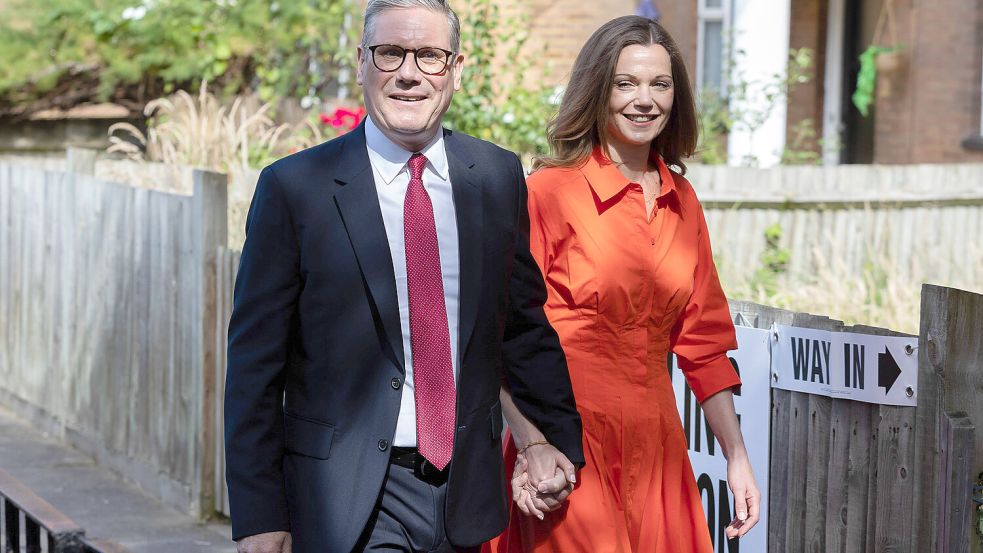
[{"x1": 224, "y1": 1, "x2": 584, "y2": 551}]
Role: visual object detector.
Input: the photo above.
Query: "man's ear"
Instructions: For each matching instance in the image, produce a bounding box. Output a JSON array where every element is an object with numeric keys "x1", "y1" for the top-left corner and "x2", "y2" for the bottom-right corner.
[
  {"x1": 451, "y1": 53, "x2": 465, "y2": 91},
  {"x1": 356, "y1": 46, "x2": 366, "y2": 86}
]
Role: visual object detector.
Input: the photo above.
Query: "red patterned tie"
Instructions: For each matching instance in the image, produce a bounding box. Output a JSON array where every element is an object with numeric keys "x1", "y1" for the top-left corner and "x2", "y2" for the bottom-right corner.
[{"x1": 404, "y1": 153, "x2": 456, "y2": 470}]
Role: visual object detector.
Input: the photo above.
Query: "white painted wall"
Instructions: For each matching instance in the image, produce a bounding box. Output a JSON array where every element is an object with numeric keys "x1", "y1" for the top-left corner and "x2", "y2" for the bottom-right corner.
[
  {"x1": 727, "y1": 0, "x2": 792, "y2": 167},
  {"x1": 822, "y1": 0, "x2": 846, "y2": 165}
]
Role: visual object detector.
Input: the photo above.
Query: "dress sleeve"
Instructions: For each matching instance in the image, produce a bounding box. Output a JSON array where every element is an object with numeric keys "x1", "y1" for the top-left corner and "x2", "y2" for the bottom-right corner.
[
  {"x1": 669, "y1": 201, "x2": 741, "y2": 403},
  {"x1": 500, "y1": 159, "x2": 584, "y2": 466},
  {"x1": 525, "y1": 179, "x2": 555, "y2": 276}
]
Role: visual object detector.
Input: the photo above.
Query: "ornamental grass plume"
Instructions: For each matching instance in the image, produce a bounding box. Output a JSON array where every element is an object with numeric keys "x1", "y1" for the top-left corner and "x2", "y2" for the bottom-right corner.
[{"x1": 105, "y1": 82, "x2": 353, "y2": 248}]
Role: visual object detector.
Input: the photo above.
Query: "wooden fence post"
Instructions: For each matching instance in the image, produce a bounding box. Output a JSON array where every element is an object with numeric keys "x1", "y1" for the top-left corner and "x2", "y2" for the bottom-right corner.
[
  {"x1": 191, "y1": 169, "x2": 227, "y2": 518},
  {"x1": 913, "y1": 284, "x2": 983, "y2": 553}
]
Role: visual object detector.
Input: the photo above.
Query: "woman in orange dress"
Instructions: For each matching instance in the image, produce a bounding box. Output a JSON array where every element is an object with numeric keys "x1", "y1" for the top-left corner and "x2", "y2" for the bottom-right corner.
[{"x1": 485, "y1": 16, "x2": 760, "y2": 553}]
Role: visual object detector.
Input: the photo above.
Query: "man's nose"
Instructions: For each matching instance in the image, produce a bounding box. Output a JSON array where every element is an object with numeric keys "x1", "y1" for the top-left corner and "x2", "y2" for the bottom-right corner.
[{"x1": 396, "y1": 52, "x2": 424, "y2": 83}]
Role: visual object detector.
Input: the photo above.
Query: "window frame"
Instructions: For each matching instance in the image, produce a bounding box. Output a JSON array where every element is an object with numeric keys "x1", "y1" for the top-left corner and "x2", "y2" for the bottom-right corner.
[{"x1": 696, "y1": 0, "x2": 732, "y2": 98}]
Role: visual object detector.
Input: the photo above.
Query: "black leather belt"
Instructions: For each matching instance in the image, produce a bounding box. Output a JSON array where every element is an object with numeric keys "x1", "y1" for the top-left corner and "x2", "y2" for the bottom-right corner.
[{"x1": 390, "y1": 446, "x2": 449, "y2": 486}]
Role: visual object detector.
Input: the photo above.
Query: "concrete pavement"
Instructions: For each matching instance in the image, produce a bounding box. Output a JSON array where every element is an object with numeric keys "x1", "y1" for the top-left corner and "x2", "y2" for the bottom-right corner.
[{"x1": 0, "y1": 406, "x2": 236, "y2": 552}]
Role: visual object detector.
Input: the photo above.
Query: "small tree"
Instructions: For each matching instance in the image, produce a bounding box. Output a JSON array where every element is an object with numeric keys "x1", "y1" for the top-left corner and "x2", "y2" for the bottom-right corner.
[
  {"x1": 444, "y1": 0, "x2": 556, "y2": 158},
  {"x1": 697, "y1": 46, "x2": 816, "y2": 166}
]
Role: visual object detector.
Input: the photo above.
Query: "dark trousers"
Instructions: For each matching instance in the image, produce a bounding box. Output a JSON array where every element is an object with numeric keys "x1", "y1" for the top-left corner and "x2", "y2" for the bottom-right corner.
[{"x1": 355, "y1": 462, "x2": 480, "y2": 553}]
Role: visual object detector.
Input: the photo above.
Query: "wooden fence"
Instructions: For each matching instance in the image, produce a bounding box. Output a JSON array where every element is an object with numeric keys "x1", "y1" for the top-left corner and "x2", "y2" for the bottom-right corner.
[
  {"x1": 0, "y1": 154, "x2": 226, "y2": 518},
  {"x1": 2, "y1": 152, "x2": 982, "y2": 551},
  {"x1": 690, "y1": 163, "x2": 983, "y2": 286},
  {"x1": 730, "y1": 286, "x2": 981, "y2": 552}
]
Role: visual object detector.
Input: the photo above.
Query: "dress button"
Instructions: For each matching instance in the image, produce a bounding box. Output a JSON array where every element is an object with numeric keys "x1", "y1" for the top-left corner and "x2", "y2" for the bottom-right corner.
[
  {"x1": 378, "y1": 439, "x2": 389, "y2": 451},
  {"x1": 391, "y1": 377, "x2": 402, "y2": 390}
]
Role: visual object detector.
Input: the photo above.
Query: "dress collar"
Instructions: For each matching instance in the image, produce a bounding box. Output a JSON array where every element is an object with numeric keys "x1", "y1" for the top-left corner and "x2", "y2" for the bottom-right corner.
[{"x1": 579, "y1": 146, "x2": 678, "y2": 203}]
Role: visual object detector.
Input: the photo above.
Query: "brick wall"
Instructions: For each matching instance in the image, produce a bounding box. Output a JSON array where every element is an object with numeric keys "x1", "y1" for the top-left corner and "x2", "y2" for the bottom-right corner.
[
  {"x1": 786, "y1": 0, "x2": 828, "y2": 158},
  {"x1": 510, "y1": 0, "x2": 698, "y2": 89},
  {"x1": 874, "y1": 0, "x2": 983, "y2": 163},
  {"x1": 354, "y1": 0, "x2": 698, "y2": 93}
]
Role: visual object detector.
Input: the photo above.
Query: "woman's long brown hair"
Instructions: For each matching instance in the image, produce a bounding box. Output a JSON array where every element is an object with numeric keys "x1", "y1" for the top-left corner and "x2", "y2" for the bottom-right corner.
[{"x1": 534, "y1": 16, "x2": 699, "y2": 174}]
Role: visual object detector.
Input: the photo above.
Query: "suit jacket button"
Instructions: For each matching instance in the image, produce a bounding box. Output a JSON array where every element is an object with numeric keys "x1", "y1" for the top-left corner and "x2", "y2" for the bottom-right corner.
[
  {"x1": 391, "y1": 377, "x2": 402, "y2": 390},
  {"x1": 378, "y1": 439, "x2": 389, "y2": 451}
]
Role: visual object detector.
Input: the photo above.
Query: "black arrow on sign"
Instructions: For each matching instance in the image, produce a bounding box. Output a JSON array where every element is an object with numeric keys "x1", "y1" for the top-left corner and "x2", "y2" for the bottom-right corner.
[{"x1": 878, "y1": 347, "x2": 902, "y2": 394}]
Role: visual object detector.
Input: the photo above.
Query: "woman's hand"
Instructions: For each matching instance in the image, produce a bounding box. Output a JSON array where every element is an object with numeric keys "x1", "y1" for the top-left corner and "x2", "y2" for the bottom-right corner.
[
  {"x1": 725, "y1": 453, "x2": 760, "y2": 538},
  {"x1": 510, "y1": 451, "x2": 575, "y2": 520}
]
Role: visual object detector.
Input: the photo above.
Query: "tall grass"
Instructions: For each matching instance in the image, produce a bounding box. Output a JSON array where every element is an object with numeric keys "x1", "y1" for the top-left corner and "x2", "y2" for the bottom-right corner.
[
  {"x1": 720, "y1": 244, "x2": 983, "y2": 335},
  {"x1": 106, "y1": 83, "x2": 326, "y2": 248}
]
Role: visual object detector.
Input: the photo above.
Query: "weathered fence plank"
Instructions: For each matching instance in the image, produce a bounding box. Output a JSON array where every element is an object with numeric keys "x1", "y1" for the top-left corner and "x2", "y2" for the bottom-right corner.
[
  {"x1": 214, "y1": 247, "x2": 240, "y2": 517},
  {"x1": 692, "y1": 160, "x2": 983, "y2": 289},
  {"x1": 938, "y1": 411, "x2": 975, "y2": 553},
  {"x1": 0, "y1": 163, "x2": 228, "y2": 517},
  {"x1": 913, "y1": 285, "x2": 983, "y2": 553}
]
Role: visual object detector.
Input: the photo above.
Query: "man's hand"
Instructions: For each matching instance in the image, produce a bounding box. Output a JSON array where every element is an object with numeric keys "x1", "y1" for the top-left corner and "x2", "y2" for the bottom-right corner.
[
  {"x1": 522, "y1": 442, "x2": 576, "y2": 496},
  {"x1": 236, "y1": 531, "x2": 291, "y2": 553},
  {"x1": 725, "y1": 455, "x2": 760, "y2": 539},
  {"x1": 510, "y1": 443, "x2": 577, "y2": 519}
]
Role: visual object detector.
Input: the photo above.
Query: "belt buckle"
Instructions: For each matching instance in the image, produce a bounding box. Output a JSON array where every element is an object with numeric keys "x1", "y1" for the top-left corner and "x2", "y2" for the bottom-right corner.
[
  {"x1": 415, "y1": 454, "x2": 434, "y2": 477},
  {"x1": 414, "y1": 454, "x2": 447, "y2": 484}
]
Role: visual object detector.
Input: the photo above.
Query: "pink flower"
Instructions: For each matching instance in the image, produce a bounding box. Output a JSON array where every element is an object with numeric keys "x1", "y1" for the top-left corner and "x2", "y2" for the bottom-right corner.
[{"x1": 320, "y1": 106, "x2": 367, "y2": 135}]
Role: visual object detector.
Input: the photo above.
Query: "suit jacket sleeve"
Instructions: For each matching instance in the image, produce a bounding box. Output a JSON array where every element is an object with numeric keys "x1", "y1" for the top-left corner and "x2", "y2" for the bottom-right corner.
[
  {"x1": 500, "y1": 154, "x2": 585, "y2": 465},
  {"x1": 224, "y1": 165, "x2": 298, "y2": 539}
]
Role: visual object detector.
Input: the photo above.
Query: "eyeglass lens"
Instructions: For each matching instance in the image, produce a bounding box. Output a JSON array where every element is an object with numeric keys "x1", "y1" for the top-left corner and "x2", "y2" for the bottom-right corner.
[{"x1": 373, "y1": 45, "x2": 449, "y2": 74}]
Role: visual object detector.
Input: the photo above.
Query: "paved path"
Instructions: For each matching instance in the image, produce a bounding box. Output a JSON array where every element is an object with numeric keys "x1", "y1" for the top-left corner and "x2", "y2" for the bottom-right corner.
[{"x1": 0, "y1": 406, "x2": 235, "y2": 552}]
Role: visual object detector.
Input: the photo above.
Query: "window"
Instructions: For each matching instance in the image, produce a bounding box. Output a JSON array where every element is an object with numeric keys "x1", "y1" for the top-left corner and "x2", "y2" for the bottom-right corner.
[{"x1": 697, "y1": 0, "x2": 731, "y2": 96}]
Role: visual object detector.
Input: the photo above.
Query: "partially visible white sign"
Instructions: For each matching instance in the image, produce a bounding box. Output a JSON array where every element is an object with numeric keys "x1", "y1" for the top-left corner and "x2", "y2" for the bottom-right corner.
[
  {"x1": 671, "y1": 326, "x2": 771, "y2": 553},
  {"x1": 770, "y1": 325, "x2": 917, "y2": 407}
]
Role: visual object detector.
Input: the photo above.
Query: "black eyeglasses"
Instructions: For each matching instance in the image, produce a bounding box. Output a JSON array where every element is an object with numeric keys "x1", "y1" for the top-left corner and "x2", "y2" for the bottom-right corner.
[{"x1": 367, "y1": 44, "x2": 456, "y2": 75}]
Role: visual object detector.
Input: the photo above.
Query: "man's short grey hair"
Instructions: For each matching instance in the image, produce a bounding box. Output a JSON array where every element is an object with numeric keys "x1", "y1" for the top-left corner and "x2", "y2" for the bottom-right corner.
[{"x1": 361, "y1": 0, "x2": 461, "y2": 53}]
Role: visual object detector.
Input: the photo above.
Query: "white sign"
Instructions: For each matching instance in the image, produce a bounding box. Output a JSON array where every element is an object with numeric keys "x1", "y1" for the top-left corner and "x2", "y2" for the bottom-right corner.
[
  {"x1": 770, "y1": 325, "x2": 917, "y2": 407},
  {"x1": 671, "y1": 326, "x2": 771, "y2": 553}
]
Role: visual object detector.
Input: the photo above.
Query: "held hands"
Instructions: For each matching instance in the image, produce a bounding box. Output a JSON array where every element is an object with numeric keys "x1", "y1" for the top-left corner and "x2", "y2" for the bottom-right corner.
[
  {"x1": 510, "y1": 442, "x2": 577, "y2": 520},
  {"x1": 236, "y1": 531, "x2": 291, "y2": 553},
  {"x1": 725, "y1": 454, "x2": 761, "y2": 539}
]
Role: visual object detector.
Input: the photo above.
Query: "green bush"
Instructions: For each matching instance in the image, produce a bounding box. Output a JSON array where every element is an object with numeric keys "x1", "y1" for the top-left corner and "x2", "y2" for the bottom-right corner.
[
  {"x1": 0, "y1": 0, "x2": 359, "y2": 110},
  {"x1": 444, "y1": 0, "x2": 556, "y2": 158}
]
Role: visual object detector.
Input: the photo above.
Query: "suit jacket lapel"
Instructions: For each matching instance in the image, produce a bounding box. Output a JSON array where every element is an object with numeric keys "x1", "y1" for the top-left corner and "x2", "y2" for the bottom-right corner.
[
  {"x1": 445, "y1": 130, "x2": 483, "y2": 366},
  {"x1": 332, "y1": 125, "x2": 406, "y2": 373}
]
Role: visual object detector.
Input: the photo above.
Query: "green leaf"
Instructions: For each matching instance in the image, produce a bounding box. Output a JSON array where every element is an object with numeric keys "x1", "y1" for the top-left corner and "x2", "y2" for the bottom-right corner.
[{"x1": 851, "y1": 45, "x2": 900, "y2": 118}]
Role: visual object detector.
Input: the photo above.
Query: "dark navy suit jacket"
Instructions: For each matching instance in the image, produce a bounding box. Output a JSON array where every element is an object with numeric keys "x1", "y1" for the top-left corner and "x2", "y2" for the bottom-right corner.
[{"x1": 224, "y1": 124, "x2": 584, "y2": 551}]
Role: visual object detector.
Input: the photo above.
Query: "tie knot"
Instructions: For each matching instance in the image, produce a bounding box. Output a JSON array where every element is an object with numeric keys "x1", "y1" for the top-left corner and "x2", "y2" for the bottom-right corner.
[
  {"x1": 408, "y1": 153, "x2": 428, "y2": 181},
  {"x1": 407, "y1": 153, "x2": 427, "y2": 180}
]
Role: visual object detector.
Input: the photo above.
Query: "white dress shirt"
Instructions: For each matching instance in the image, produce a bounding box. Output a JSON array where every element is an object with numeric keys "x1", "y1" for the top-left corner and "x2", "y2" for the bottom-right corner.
[{"x1": 364, "y1": 116, "x2": 460, "y2": 448}]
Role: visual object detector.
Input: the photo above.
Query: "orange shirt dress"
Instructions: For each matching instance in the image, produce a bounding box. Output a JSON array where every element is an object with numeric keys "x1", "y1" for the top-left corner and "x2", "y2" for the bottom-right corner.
[{"x1": 485, "y1": 148, "x2": 741, "y2": 553}]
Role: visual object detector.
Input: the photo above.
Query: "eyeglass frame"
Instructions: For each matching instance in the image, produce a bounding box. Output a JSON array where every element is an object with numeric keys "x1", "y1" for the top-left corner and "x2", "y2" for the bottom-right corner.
[{"x1": 366, "y1": 44, "x2": 457, "y2": 75}]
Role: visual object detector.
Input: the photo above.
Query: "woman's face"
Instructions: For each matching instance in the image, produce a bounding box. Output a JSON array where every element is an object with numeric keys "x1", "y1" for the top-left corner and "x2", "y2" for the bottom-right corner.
[{"x1": 606, "y1": 43, "x2": 675, "y2": 150}]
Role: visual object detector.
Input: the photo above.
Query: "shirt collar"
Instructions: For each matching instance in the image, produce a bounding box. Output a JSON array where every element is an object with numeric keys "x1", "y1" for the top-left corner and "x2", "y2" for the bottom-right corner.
[
  {"x1": 579, "y1": 145, "x2": 678, "y2": 203},
  {"x1": 364, "y1": 115, "x2": 449, "y2": 184}
]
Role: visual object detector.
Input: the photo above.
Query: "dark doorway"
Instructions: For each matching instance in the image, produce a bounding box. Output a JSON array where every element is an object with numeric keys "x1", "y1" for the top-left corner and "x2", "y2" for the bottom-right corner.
[{"x1": 839, "y1": 0, "x2": 877, "y2": 163}]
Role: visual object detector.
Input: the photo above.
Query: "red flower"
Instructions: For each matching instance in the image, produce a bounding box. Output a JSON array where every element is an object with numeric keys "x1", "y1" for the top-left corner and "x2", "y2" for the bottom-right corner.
[{"x1": 319, "y1": 106, "x2": 367, "y2": 135}]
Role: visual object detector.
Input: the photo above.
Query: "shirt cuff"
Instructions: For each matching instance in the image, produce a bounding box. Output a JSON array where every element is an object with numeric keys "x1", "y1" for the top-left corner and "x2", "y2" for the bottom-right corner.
[{"x1": 680, "y1": 353, "x2": 743, "y2": 403}]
